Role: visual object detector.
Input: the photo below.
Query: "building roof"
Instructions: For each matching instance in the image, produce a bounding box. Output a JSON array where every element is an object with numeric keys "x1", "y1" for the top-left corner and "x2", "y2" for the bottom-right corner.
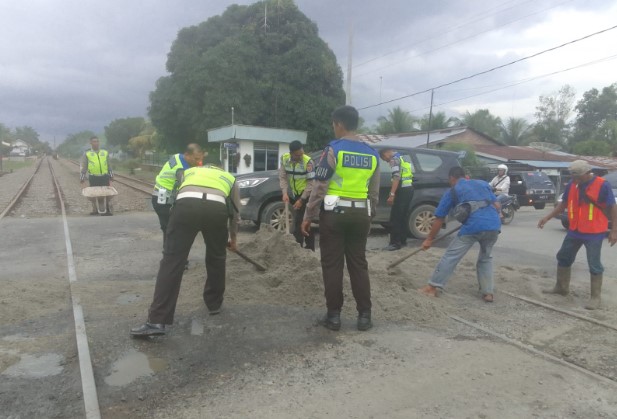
[
  {"x1": 473, "y1": 145, "x2": 574, "y2": 162},
  {"x1": 358, "y1": 126, "x2": 503, "y2": 148},
  {"x1": 208, "y1": 124, "x2": 307, "y2": 144}
]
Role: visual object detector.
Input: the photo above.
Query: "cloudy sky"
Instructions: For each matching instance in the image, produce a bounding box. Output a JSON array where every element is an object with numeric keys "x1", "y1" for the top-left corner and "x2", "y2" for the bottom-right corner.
[{"x1": 1, "y1": 0, "x2": 616, "y2": 145}]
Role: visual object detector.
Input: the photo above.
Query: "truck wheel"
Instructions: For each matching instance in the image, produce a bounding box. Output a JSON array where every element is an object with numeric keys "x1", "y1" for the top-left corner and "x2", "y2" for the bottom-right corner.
[
  {"x1": 261, "y1": 201, "x2": 292, "y2": 232},
  {"x1": 533, "y1": 203, "x2": 546, "y2": 210},
  {"x1": 407, "y1": 204, "x2": 437, "y2": 239}
]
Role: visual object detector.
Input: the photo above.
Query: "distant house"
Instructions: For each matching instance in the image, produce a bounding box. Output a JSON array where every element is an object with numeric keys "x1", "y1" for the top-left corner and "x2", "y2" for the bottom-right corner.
[
  {"x1": 10, "y1": 139, "x2": 31, "y2": 157},
  {"x1": 207, "y1": 125, "x2": 308, "y2": 175}
]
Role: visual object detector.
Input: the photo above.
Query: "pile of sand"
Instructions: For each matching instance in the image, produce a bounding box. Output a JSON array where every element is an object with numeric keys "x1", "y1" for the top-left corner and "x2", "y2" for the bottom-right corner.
[{"x1": 225, "y1": 227, "x2": 449, "y2": 326}]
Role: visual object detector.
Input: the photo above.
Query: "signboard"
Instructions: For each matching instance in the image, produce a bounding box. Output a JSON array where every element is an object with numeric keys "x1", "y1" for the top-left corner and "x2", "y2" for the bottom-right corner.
[{"x1": 223, "y1": 142, "x2": 238, "y2": 149}]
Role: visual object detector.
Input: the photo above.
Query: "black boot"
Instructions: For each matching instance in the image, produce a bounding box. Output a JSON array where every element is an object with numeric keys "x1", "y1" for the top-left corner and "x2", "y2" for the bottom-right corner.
[
  {"x1": 357, "y1": 310, "x2": 372, "y2": 331},
  {"x1": 320, "y1": 311, "x2": 341, "y2": 331}
]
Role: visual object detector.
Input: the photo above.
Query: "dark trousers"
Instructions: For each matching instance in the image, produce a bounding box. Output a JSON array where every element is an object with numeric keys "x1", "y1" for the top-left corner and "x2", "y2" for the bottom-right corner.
[
  {"x1": 148, "y1": 198, "x2": 229, "y2": 325},
  {"x1": 291, "y1": 197, "x2": 315, "y2": 250},
  {"x1": 557, "y1": 235, "x2": 604, "y2": 274},
  {"x1": 319, "y1": 208, "x2": 372, "y2": 313},
  {"x1": 151, "y1": 196, "x2": 172, "y2": 243},
  {"x1": 389, "y1": 187, "x2": 413, "y2": 246}
]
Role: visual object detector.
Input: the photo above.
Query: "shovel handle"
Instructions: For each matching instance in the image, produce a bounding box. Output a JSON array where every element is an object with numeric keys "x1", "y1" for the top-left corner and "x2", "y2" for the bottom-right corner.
[
  {"x1": 386, "y1": 226, "x2": 461, "y2": 270},
  {"x1": 231, "y1": 248, "x2": 267, "y2": 272}
]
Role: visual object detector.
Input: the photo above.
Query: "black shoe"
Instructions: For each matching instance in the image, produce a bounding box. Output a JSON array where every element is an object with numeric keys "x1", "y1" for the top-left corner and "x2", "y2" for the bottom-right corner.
[
  {"x1": 89, "y1": 211, "x2": 98, "y2": 216},
  {"x1": 383, "y1": 244, "x2": 401, "y2": 251},
  {"x1": 319, "y1": 311, "x2": 341, "y2": 331},
  {"x1": 357, "y1": 311, "x2": 372, "y2": 331},
  {"x1": 130, "y1": 322, "x2": 166, "y2": 337}
]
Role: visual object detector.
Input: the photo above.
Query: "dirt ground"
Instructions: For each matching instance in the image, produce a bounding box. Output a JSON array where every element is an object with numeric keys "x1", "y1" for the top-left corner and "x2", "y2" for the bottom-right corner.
[{"x1": 2, "y1": 163, "x2": 617, "y2": 418}]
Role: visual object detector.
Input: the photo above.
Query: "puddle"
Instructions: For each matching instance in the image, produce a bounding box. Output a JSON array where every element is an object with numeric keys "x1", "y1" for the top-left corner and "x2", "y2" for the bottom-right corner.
[
  {"x1": 116, "y1": 294, "x2": 142, "y2": 305},
  {"x1": 1, "y1": 353, "x2": 63, "y2": 378},
  {"x1": 191, "y1": 319, "x2": 204, "y2": 336},
  {"x1": 104, "y1": 349, "x2": 167, "y2": 387}
]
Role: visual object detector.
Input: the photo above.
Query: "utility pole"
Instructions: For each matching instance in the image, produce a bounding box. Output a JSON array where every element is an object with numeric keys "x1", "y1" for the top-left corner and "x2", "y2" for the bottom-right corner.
[
  {"x1": 345, "y1": 21, "x2": 353, "y2": 105},
  {"x1": 231, "y1": 107, "x2": 235, "y2": 125},
  {"x1": 426, "y1": 89, "x2": 434, "y2": 148}
]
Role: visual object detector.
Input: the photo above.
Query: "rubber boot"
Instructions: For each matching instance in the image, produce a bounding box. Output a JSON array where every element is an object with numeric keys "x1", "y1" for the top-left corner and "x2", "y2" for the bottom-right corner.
[
  {"x1": 542, "y1": 266, "x2": 570, "y2": 296},
  {"x1": 584, "y1": 274, "x2": 602, "y2": 310}
]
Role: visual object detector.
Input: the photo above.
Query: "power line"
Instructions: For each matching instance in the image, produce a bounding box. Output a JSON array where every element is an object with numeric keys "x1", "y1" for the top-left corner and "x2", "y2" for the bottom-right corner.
[
  {"x1": 402, "y1": 53, "x2": 617, "y2": 115},
  {"x1": 354, "y1": 0, "x2": 538, "y2": 69},
  {"x1": 358, "y1": 24, "x2": 617, "y2": 111},
  {"x1": 354, "y1": 0, "x2": 574, "y2": 80}
]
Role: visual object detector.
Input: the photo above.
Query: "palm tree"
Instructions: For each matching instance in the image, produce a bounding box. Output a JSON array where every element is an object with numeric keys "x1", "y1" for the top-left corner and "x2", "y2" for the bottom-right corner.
[
  {"x1": 374, "y1": 106, "x2": 418, "y2": 134},
  {"x1": 500, "y1": 117, "x2": 531, "y2": 145},
  {"x1": 419, "y1": 111, "x2": 459, "y2": 131},
  {"x1": 460, "y1": 109, "x2": 502, "y2": 139}
]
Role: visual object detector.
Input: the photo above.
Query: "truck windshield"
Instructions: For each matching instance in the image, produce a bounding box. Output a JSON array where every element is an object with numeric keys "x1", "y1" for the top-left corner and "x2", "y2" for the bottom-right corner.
[{"x1": 524, "y1": 172, "x2": 554, "y2": 188}]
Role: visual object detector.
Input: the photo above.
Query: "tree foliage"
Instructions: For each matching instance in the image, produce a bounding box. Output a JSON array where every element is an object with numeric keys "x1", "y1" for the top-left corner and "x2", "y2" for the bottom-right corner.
[
  {"x1": 104, "y1": 117, "x2": 146, "y2": 150},
  {"x1": 374, "y1": 106, "x2": 418, "y2": 134},
  {"x1": 531, "y1": 85, "x2": 575, "y2": 147},
  {"x1": 460, "y1": 109, "x2": 502, "y2": 140},
  {"x1": 56, "y1": 131, "x2": 98, "y2": 159},
  {"x1": 573, "y1": 140, "x2": 611, "y2": 156},
  {"x1": 149, "y1": 0, "x2": 345, "y2": 151},
  {"x1": 418, "y1": 111, "x2": 459, "y2": 131},
  {"x1": 500, "y1": 117, "x2": 531, "y2": 146},
  {"x1": 571, "y1": 83, "x2": 617, "y2": 154}
]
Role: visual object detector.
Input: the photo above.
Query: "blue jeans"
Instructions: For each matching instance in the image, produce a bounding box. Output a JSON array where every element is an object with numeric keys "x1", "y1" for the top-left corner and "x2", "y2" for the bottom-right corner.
[
  {"x1": 496, "y1": 194, "x2": 509, "y2": 205},
  {"x1": 556, "y1": 235, "x2": 604, "y2": 274},
  {"x1": 428, "y1": 230, "x2": 500, "y2": 294}
]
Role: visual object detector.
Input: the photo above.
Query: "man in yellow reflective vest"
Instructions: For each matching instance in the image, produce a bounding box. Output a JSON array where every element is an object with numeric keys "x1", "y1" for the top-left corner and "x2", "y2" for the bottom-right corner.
[
  {"x1": 301, "y1": 105, "x2": 380, "y2": 332},
  {"x1": 279, "y1": 140, "x2": 315, "y2": 250},
  {"x1": 152, "y1": 144, "x2": 204, "y2": 244},
  {"x1": 379, "y1": 148, "x2": 414, "y2": 251},
  {"x1": 80, "y1": 136, "x2": 113, "y2": 215},
  {"x1": 539, "y1": 160, "x2": 617, "y2": 310},
  {"x1": 131, "y1": 156, "x2": 241, "y2": 337}
]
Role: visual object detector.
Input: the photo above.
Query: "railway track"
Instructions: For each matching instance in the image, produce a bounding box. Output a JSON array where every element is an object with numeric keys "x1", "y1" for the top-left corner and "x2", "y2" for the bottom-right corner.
[
  {"x1": 451, "y1": 290, "x2": 617, "y2": 385},
  {"x1": 66, "y1": 159, "x2": 154, "y2": 196},
  {"x1": 0, "y1": 157, "x2": 53, "y2": 221}
]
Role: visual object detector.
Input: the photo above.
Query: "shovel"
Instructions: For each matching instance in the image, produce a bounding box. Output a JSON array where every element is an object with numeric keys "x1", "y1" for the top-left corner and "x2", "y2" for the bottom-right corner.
[
  {"x1": 230, "y1": 248, "x2": 267, "y2": 272},
  {"x1": 387, "y1": 226, "x2": 462, "y2": 271},
  {"x1": 284, "y1": 203, "x2": 290, "y2": 234}
]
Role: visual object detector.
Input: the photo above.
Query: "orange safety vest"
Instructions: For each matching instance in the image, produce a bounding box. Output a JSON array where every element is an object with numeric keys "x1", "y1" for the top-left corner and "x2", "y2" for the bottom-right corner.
[{"x1": 567, "y1": 176, "x2": 608, "y2": 233}]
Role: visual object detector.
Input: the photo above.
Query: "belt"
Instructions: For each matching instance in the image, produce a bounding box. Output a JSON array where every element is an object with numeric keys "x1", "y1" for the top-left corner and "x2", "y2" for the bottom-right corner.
[
  {"x1": 337, "y1": 199, "x2": 367, "y2": 208},
  {"x1": 176, "y1": 191, "x2": 226, "y2": 205}
]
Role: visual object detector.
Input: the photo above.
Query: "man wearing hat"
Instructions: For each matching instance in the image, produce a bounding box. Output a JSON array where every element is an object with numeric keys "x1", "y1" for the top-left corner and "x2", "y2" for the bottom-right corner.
[{"x1": 538, "y1": 160, "x2": 617, "y2": 310}]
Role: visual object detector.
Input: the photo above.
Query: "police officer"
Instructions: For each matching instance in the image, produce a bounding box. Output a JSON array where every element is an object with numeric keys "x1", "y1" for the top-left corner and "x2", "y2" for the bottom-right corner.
[
  {"x1": 279, "y1": 140, "x2": 315, "y2": 250},
  {"x1": 152, "y1": 144, "x2": 204, "y2": 244},
  {"x1": 301, "y1": 105, "x2": 380, "y2": 331},
  {"x1": 130, "y1": 156, "x2": 240, "y2": 337},
  {"x1": 80, "y1": 136, "x2": 113, "y2": 215},
  {"x1": 379, "y1": 148, "x2": 413, "y2": 251}
]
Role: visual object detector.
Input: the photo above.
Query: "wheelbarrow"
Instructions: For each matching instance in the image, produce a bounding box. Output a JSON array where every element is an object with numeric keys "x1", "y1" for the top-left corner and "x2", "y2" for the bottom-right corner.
[{"x1": 81, "y1": 186, "x2": 118, "y2": 215}]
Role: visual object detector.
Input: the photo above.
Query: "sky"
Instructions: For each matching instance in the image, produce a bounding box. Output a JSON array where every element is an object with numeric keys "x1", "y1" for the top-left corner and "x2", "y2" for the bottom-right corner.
[{"x1": 0, "y1": 0, "x2": 616, "y2": 146}]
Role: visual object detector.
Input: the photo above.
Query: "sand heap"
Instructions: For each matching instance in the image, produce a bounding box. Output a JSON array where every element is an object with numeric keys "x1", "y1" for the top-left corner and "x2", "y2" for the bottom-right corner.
[{"x1": 224, "y1": 227, "x2": 449, "y2": 326}]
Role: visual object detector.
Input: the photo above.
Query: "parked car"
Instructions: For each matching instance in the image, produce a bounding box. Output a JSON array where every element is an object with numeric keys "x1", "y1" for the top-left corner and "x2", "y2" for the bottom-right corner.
[
  {"x1": 235, "y1": 146, "x2": 462, "y2": 239},
  {"x1": 556, "y1": 171, "x2": 617, "y2": 229},
  {"x1": 508, "y1": 171, "x2": 556, "y2": 210}
]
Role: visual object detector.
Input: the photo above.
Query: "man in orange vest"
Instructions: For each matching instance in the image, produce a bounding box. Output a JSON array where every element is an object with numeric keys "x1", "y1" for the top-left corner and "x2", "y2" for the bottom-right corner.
[{"x1": 538, "y1": 160, "x2": 617, "y2": 310}]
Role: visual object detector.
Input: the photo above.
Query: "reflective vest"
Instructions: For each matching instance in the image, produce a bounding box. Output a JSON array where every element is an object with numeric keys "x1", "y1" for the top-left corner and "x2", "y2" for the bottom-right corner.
[
  {"x1": 86, "y1": 149, "x2": 109, "y2": 176},
  {"x1": 281, "y1": 153, "x2": 313, "y2": 196},
  {"x1": 394, "y1": 152, "x2": 413, "y2": 188},
  {"x1": 155, "y1": 154, "x2": 183, "y2": 192},
  {"x1": 326, "y1": 140, "x2": 379, "y2": 199},
  {"x1": 179, "y1": 166, "x2": 235, "y2": 197},
  {"x1": 567, "y1": 176, "x2": 608, "y2": 234}
]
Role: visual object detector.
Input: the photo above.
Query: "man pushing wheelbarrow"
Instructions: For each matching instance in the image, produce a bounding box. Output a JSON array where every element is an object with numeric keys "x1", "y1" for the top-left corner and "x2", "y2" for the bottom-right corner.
[{"x1": 80, "y1": 136, "x2": 115, "y2": 216}]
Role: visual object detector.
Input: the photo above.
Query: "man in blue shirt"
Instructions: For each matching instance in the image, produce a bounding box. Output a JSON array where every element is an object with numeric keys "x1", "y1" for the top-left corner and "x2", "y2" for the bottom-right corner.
[{"x1": 418, "y1": 166, "x2": 501, "y2": 302}]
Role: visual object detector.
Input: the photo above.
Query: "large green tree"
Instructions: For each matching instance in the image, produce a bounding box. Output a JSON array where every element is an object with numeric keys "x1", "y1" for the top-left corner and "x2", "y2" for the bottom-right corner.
[
  {"x1": 374, "y1": 106, "x2": 418, "y2": 134},
  {"x1": 531, "y1": 84, "x2": 575, "y2": 148},
  {"x1": 104, "y1": 117, "x2": 146, "y2": 150},
  {"x1": 56, "y1": 131, "x2": 98, "y2": 159},
  {"x1": 571, "y1": 83, "x2": 617, "y2": 153},
  {"x1": 418, "y1": 111, "x2": 458, "y2": 131},
  {"x1": 460, "y1": 109, "x2": 502, "y2": 140},
  {"x1": 149, "y1": 0, "x2": 345, "y2": 151}
]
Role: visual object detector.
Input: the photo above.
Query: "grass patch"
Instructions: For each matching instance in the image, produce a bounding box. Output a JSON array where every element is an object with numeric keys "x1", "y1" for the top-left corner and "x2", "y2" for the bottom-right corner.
[{"x1": 0, "y1": 159, "x2": 35, "y2": 171}]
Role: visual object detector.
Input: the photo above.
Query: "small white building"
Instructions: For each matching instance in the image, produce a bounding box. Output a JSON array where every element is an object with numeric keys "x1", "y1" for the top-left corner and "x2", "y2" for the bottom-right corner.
[
  {"x1": 207, "y1": 125, "x2": 308, "y2": 175},
  {"x1": 10, "y1": 139, "x2": 31, "y2": 157}
]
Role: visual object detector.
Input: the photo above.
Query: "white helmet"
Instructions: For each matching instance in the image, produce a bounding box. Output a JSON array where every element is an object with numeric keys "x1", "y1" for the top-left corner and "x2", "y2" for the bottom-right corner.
[{"x1": 497, "y1": 164, "x2": 508, "y2": 175}]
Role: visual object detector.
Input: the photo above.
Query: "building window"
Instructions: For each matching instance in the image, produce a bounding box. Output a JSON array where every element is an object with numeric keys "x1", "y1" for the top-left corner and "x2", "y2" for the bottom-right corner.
[{"x1": 253, "y1": 143, "x2": 279, "y2": 171}]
